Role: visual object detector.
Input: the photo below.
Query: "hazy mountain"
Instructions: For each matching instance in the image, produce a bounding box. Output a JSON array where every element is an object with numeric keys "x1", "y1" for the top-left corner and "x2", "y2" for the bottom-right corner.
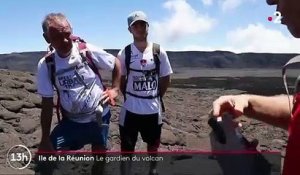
[{"x1": 0, "y1": 50, "x2": 298, "y2": 73}]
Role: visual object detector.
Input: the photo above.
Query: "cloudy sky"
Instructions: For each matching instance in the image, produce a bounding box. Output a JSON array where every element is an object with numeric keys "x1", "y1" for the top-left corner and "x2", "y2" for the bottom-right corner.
[{"x1": 1, "y1": 0, "x2": 299, "y2": 54}]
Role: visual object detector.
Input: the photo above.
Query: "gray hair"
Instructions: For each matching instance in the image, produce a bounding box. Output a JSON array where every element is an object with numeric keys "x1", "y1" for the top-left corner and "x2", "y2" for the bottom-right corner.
[{"x1": 42, "y1": 13, "x2": 70, "y2": 33}]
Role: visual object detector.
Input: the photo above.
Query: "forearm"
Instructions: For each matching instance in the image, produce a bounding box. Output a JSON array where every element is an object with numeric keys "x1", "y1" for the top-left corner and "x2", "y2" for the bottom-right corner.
[
  {"x1": 111, "y1": 58, "x2": 121, "y2": 91},
  {"x1": 40, "y1": 98, "x2": 54, "y2": 140},
  {"x1": 244, "y1": 94, "x2": 292, "y2": 130},
  {"x1": 159, "y1": 75, "x2": 171, "y2": 97}
]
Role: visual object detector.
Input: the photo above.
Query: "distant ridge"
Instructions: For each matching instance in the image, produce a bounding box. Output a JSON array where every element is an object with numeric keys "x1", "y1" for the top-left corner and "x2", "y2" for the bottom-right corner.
[{"x1": 0, "y1": 50, "x2": 298, "y2": 73}]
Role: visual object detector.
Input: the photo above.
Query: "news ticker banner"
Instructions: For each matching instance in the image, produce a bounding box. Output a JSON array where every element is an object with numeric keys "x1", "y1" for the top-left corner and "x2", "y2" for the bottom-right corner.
[{"x1": 6, "y1": 145, "x2": 281, "y2": 175}]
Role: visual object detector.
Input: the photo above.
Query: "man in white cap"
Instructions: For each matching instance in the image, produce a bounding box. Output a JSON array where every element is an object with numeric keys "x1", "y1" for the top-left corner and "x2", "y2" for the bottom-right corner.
[{"x1": 118, "y1": 11, "x2": 173, "y2": 175}]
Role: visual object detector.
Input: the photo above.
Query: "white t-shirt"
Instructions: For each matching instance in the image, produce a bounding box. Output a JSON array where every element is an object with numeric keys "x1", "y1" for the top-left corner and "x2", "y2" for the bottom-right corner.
[
  {"x1": 37, "y1": 42, "x2": 115, "y2": 123},
  {"x1": 118, "y1": 42, "x2": 173, "y2": 125}
]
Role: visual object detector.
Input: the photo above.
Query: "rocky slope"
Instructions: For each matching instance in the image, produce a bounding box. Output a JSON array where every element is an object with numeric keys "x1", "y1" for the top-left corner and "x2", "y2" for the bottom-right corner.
[{"x1": 0, "y1": 69, "x2": 287, "y2": 174}]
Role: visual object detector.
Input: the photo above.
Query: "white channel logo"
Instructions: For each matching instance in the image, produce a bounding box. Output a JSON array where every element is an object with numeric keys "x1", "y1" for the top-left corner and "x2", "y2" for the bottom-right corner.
[
  {"x1": 273, "y1": 11, "x2": 282, "y2": 24},
  {"x1": 6, "y1": 145, "x2": 32, "y2": 170}
]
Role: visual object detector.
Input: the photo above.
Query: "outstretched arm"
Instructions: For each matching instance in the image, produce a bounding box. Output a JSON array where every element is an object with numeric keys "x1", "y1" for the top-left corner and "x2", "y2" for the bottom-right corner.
[
  {"x1": 244, "y1": 94, "x2": 292, "y2": 129},
  {"x1": 213, "y1": 94, "x2": 293, "y2": 130}
]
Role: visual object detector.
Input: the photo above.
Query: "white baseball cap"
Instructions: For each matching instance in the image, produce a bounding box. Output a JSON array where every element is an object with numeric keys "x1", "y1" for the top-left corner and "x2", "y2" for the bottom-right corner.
[{"x1": 127, "y1": 11, "x2": 148, "y2": 27}]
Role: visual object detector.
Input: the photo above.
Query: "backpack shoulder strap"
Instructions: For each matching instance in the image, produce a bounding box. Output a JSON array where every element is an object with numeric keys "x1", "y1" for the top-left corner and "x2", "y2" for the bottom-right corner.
[
  {"x1": 152, "y1": 43, "x2": 166, "y2": 112},
  {"x1": 152, "y1": 43, "x2": 160, "y2": 55},
  {"x1": 152, "y1": 43, "x2": 160, "y2": 75},
  {"x1": 77, "y1": 41, "x2": 98, "y2": 75},
  {"x1": 85, "y1": 50, "x2": 106, "y2": 90},
  {"x1": 73, "y1": 37, "x2": 106, "y2": 90},
  {"x1": 125, "y1": 44, "x2": 131, "y2": 74},
  {"x1": 123, "y1": 44, "x2": 132, "y2": 101},
  {"x1": 45, "y1": 53, "x2": 56, "y2": 89}
]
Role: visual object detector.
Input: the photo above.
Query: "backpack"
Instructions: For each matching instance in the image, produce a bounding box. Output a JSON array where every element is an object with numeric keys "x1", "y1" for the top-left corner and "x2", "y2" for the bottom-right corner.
[
  {"x1": 45, "y1": 35, "x2": 105, "y2": 122},
  {"x1": 124, "y1": 43, "x2": 165, "y2": 112}
]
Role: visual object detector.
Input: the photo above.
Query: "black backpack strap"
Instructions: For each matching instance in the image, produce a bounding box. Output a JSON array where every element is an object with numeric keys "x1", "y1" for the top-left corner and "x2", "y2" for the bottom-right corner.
[
  {"x1": 125, "y1": 44, "x2": 131, "y2": 76},
  {"x1": 75, "y1": 40, "x2": 106, "y2": 90},
  {"x1": 45, "y1": 53, "x2": 62, "y2": 122},
  {"x1": 124, "y1": 44, "x2": 131, "y2": 101},
  {"x1": 84, "y1": 51, "x2": 106, "y2": 90},
  {"x1": 45, "y1": 54, "x2": 56, "y2": 87},
  {"x1": 152, "y1": 43, "x2": 165, "y2": 112},
  {"x1": 152, "y1": 43, "x2": 160, "y2": 75},
  {"x1": 126, "y1": 92, "x2": 159, "y2": 99}
]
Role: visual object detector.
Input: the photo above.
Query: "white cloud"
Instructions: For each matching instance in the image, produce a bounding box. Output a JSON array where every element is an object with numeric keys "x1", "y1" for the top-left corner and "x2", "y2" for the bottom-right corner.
[
  {"x1": 151, "y1": 0, "x2": 216, "y2": 44},
  {"x1": 178, "y1": 24, "x2": 300, "y2": 53},
  {"x1": 202, "y1": 0, "x2": 213, "y2": 6},
  {"x1": 226, "y1": 24, "x2": 300, "y2": 53}
]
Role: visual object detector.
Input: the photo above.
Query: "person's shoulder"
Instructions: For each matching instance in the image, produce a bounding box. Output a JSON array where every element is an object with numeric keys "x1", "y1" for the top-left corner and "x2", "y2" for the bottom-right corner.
[
  {"x1": 151, "y1": 42, "x2": 167, "y2": 55},
  {"x1": 38, "y1": 52, "x2": 55, "y2": 66},
  {"x1": 38, "y1": 57, "x2": 45, "y2": 67},
  {"x1": 122, "y1": 43, "x2": 132, "y2": 50},
  {"x1": 118, "y1": 43, "x2": 133, "y2": 57},
  {"x1": 150, "y1": 42, "x2": 163, "y2": 50},
  {"x1": 122, "y1": 43, "x2": 133, "y2": 50},
  {"x1": 117, "y1": 49, "x2": 123, "y2": 58},
  {"x1": 37, "y1": 54, "x2": 52, "y2": 73}
]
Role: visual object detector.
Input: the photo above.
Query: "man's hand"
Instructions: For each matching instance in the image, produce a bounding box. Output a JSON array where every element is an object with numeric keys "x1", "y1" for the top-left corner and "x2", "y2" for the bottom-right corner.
[
  {"x1": 212, "y1": 95, "x2": 250, "y2": 118},
  {"x1": 100, "y1": 88, "x2": 118, "y2": 106}
]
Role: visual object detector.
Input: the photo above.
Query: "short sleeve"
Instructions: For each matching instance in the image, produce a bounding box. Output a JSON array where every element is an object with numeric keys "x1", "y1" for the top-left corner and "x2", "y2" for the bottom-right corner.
[{"x1": 36, "y1": 58, "x2": 54, "y2": 97}]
